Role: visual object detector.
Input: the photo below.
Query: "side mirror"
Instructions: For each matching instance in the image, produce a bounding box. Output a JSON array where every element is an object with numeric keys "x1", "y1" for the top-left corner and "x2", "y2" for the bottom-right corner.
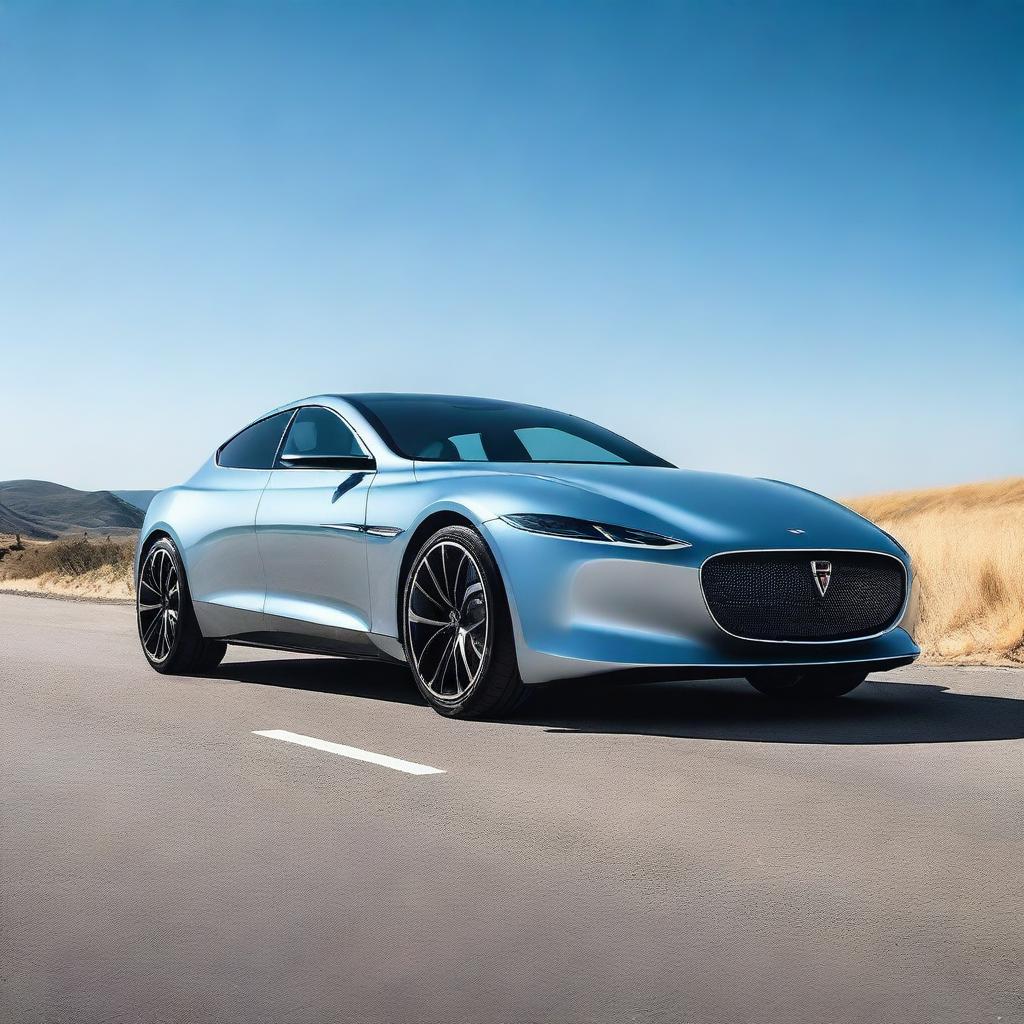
[{"x1": 279, "y1": 454, "x2": 377, "y2": 471}]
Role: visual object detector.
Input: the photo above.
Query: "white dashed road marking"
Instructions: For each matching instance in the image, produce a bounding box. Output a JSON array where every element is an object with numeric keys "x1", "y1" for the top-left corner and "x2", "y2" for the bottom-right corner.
[{"x1": 253, "y1": 729, "x2": 446, "y2": 776}]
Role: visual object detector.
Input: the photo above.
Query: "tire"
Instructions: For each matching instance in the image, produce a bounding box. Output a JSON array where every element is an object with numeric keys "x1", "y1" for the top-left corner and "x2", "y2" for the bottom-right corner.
[
  {"x1": 137, "y1": 537, "x2": 227, "y2": 674},
  {"x1": 402, "y1": 525, "x2": 527, "y2": 718},
  {"x1": 746, "y1": 667, "x2": 869, "y2": 700}
]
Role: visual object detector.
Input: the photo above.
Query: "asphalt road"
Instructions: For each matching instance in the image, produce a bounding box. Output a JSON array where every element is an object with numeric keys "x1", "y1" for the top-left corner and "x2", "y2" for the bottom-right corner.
[{"x1": 2, "y1": 594, "x2": 1022, "y2": 1024}]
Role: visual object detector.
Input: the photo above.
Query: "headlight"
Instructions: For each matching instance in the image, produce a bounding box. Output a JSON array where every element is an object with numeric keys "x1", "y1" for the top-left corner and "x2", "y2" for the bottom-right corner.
[{"x1": 500, "y1": 513, "x2": 691, "y2": 549}]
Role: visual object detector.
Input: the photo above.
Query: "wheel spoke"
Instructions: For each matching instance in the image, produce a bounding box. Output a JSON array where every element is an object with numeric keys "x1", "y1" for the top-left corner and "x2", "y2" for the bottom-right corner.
[
  {"x1": 448, "y1": 639, "x2": 462, "y2": 695},
  {"x1": 142, "y1": 611, "x2": 162, "y2": 648},
  {"x1": 426, "y1": 631, "x2": 458, "y2": 690},
  {"x1": 450, "y1": 549, "x2": 469, "y2": 604},
  {"x1": 422, "y1": 556, "x2": 454, "y2": 612},
  {"x1": 409, "y1": 609, "x2": 449, "y2": 629},
  {"x1": 456, "y1": 631, "x2": 474, "y2": 680},
  {"x1": 416, "y1": 621, "x2": 455, "y2": 667},
  {"x1": 435, "y1": 547, "x2": 451, "y2": 604},
  {"x1": 413, "y1": 579, "x2": 449, "y2": 613},
  {"x1": 444, "y1": 632, "x2": 463, "y2": 695}
]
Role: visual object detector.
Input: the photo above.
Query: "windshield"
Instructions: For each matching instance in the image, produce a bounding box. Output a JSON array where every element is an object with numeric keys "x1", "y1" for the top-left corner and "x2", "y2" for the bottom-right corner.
[{"x1": 347, "y1": 394, "x2": 674, "y2": 467}]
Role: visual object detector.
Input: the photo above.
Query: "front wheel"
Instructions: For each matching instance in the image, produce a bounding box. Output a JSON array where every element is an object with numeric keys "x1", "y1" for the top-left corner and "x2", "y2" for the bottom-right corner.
[
  {"x1": 746, "y1": 668, "x2": 868, "y2": 700},
  {"x1": 402, "y1": 526, "x2": 527, "y2": 718},
  {"x1": 137, "y1": 537, "x2": 226, "y2": 674}
]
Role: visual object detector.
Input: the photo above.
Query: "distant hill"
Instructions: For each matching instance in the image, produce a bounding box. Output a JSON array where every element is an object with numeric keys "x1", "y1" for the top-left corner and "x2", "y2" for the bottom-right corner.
[
  {"x1": 0, "y1": 480, "x2": 145, "y2": 539},
  {"x1": 112, "y1": 490, "x2": 159, "y2": 512},
  {"x1": 0, "y1": 500, "x2": 59, "y2": 540}
]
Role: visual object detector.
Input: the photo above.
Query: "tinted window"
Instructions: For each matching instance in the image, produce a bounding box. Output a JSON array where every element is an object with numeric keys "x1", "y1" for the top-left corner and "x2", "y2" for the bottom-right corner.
[
  {"x1": 217, "y1": 411, "x2": 293, "y2": 470},
  {"x1": 348, "y1": 394, "x2": 673, "y2": 467},
  {"x1": 515, "y1": 427, "x2": 626, "y2": 464},
  {"x1": 278, "y1": 407, "x2": 362, "y2": 464}
]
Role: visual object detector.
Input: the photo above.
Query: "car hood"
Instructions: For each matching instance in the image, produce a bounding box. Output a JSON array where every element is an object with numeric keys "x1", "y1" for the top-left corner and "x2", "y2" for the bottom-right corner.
[{"x1": 467, "y1": 463, "x2": 899, "y2": 556}]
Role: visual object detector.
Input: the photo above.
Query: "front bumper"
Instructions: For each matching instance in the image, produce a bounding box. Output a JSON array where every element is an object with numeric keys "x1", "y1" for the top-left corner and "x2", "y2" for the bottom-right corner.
[{"x1": 482, "y1": 519, "x2": 921, "y2": 685}]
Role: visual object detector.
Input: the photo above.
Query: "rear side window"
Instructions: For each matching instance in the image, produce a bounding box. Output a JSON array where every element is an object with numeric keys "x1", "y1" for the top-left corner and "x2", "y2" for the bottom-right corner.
[
  {"x1": 217, "y1": 411, "x2": 294, "y2": 469},
  {"x1": 278, "y1": 407, "x2": 363, "y2": 463}
]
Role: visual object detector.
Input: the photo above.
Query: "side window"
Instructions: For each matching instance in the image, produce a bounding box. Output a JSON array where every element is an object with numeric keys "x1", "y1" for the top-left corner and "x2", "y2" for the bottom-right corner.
[
  {"x1": 514, "y1": 426, "x2": 626, "y2": 463},
  {"x1": 278, "y1": 407, "x2": 363, "y2": 464},
  {"x1": 217, "y1": 411, "x2": 294, "y2": 470}
]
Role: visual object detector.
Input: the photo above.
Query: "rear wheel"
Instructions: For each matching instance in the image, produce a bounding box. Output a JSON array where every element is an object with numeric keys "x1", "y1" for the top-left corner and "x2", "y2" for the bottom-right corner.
[
  {"x1": 402, "y1": 526, "x2": 527, "y2": 718},
  {"x1": 137, "y1": 537, "x2": 226, "y2": 674},
  {"x1": 746, "y1": 668, "x2": 868, "y2": 700}
]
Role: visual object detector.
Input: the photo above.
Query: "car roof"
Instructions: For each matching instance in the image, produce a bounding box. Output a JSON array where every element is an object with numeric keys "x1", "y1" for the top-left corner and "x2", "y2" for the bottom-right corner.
[{"x1": 338, "y1": 393, "x2": 532, "y2": 408}]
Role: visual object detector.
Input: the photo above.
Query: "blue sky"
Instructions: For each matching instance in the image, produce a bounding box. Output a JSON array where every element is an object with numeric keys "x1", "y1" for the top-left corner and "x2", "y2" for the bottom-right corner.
[{"x1": 0, "y1": 0, "x2": 1020, "y2": 496}]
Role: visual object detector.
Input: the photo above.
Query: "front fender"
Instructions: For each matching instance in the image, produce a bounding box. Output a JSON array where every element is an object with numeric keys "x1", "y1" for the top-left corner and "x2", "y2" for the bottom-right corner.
[{"x1": 364, "y1": 470, "x2": 495, "y2": 640}]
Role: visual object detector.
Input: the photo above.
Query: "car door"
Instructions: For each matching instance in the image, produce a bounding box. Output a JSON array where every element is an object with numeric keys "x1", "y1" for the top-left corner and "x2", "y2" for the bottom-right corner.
[
  {"x1": 255, "y1": 405, "x2": 377, "y2": 654},
  {"x1": 185, "y1": 410, "x2": 294, "y2": 639}
]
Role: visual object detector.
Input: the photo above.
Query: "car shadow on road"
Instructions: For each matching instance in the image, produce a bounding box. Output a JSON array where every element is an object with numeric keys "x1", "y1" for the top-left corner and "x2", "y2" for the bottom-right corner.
[
  {"x1": 210, "y1": 657, "x2": 1024, "y2": 745},
  {"x1": 517, "y1": 675, "x2": 1024, "y2": 745},
  {"x1": 211, "y1": 656, "x2": 423, "y2": 705}
]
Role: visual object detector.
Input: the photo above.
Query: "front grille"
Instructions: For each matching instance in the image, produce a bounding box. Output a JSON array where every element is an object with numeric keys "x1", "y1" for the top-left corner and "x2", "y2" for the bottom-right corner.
[{"x1": 701, "y1": 551, "x2": 906, "y2": 642}]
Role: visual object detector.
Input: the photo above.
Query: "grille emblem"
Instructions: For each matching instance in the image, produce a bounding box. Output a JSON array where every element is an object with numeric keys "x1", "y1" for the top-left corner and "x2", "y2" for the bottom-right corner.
[{"x1": 811, "y1": 559, "x2": 832, "y2": 597}]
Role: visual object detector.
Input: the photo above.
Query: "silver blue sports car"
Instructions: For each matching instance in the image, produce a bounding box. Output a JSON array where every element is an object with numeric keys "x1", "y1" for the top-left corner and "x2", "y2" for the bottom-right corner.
[{"x1": 136, "y1": 394, "x2": 920, "y2": 717}]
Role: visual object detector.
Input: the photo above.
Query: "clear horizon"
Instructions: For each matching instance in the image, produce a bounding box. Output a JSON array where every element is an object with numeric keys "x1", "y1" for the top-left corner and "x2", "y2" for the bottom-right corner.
[{"x1": 1, "y1": 1, "x2": 1021, "y2": 497}]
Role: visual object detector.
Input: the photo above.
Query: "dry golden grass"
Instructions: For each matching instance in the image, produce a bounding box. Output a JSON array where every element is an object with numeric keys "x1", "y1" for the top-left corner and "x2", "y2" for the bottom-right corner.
[
  {"x1": 846, "y1": 478, "x2": 1024, "y2": 665},
  {"x1": 0, "y1": 534, "x2": 135, "y2": 601}
]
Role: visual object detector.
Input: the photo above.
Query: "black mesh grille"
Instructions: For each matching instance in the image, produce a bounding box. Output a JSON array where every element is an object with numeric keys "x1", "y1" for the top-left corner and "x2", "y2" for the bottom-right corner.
[{"x1": 701, "y1": 551, "x2": 906, "y2": 642}]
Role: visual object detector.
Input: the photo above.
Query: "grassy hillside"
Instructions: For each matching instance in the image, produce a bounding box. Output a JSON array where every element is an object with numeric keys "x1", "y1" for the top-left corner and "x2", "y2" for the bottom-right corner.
[
  {"x1": 0, "y1": 500, "x2": 59, "y2": 540},
  {"x1": 846, "y1": 477, "x2": 1024, "y2": 665}
]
